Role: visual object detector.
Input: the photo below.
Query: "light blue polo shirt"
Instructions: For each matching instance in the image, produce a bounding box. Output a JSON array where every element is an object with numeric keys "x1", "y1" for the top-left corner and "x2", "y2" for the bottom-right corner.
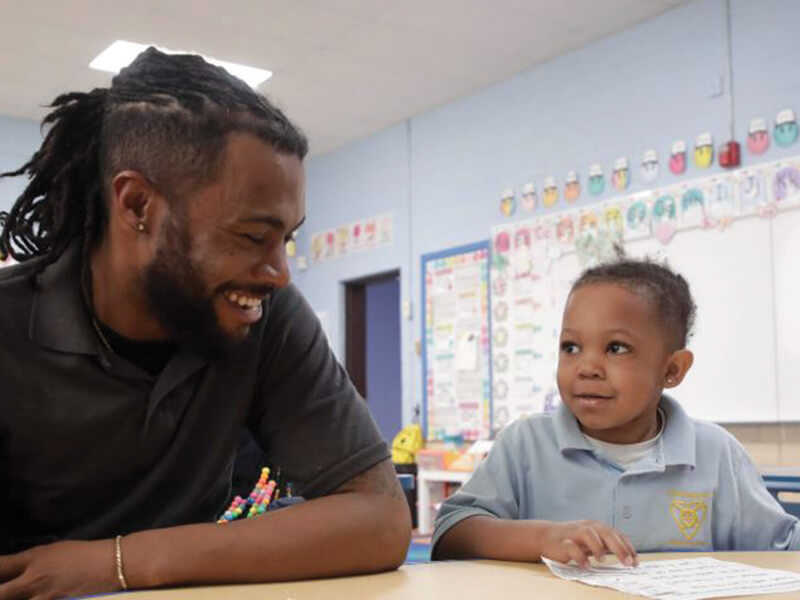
[{"x1": 433, "y1": 396, "x2": 800, "y2": 554}]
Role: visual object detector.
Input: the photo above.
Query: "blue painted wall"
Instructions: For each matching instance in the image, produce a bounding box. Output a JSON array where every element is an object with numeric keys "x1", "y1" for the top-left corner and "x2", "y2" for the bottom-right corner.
[
  {"x1": 365, "y1": 275, "x2": 402, "y2": 441},
  {"x1": 0, "y1": 116, "x2": 41, "y2": 213},
  {"x1": 298, "y1": 0, "x2": 800, "y2": 428}
]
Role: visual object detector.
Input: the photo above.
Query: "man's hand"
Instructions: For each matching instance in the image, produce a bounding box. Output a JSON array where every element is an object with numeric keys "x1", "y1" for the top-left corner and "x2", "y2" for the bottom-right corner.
[
  {"x1": 538, "y1": 520, "x2": 638, "y2": 567},
  {"x1": 0, "y1": 539, "x2": 120, "y2": 600}
]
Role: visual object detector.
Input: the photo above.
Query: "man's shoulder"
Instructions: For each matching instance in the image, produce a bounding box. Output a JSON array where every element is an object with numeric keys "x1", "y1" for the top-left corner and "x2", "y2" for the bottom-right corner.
[
  {"x1": 259, "y1": 284, "x2": 316, "y2": 335},
  {"x1": 0, "y1": 258, "x2": 39, "y2": 282},
  {"x1": 0, "y1": 258, "x2": 40, "y2": 301},
  {"x1": 0, "y1": 259, "x2": 41, "y2": 336}
]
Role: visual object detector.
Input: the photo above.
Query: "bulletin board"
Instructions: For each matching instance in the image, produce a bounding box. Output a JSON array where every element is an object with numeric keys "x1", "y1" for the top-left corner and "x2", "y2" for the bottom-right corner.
[
  {"x1": 421, "y1": 242, "x2": 491, "y2": 441},
  {"x1": 490, "y1": 157, "x2": 800, "y2": 426}
]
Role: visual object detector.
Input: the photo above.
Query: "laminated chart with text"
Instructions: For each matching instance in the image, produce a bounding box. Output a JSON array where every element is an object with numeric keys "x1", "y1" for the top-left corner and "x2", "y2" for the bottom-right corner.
[{"x1": 422, "y1": 243, "x2": 491, "y2": 441}]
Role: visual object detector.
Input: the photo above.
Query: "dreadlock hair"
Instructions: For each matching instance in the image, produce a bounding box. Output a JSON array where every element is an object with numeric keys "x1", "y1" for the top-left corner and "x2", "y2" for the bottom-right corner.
[
  {"x1": 0, "y1": 47, "x2": 308, "y2": 267},
  {"x1": 570, "y1": 256, "x2": 697, "y2": 350}
]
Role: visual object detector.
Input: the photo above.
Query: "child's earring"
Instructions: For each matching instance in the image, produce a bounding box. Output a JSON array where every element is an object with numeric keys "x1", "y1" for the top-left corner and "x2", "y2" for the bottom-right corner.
[
  {"x1": 666, "y1": 376, "x2": 674, "y2": 385},
  {"x1": 137, "y1": 222, "x2": 145, "y2": 232}
]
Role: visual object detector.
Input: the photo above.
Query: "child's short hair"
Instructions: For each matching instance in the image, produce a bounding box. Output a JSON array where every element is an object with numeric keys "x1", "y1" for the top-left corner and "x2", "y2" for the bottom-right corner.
[{"x1": 571, "y1": 257, "x2": 696, "y2": 349}]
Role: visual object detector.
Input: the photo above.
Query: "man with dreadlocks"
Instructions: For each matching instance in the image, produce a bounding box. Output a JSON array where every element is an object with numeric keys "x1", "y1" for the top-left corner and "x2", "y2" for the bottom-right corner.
[{"x1": 0, "y1": 48, "x2": 410, "y2": 597}]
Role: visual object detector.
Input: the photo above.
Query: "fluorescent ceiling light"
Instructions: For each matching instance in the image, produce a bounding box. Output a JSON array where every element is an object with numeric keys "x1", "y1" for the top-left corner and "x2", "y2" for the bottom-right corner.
[{"x1": 90, "y1": 40, "x2": 272, "y2": 88}]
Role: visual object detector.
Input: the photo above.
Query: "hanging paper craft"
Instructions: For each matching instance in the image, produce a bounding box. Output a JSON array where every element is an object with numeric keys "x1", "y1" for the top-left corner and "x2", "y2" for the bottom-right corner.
[
  {"x1": 575, "y1": 206, "x2": 621, "y2": 267},
  {"x1": 311, "y1": 233, "x2": 325, "y2": 263},
  {"x1": 377, "y1": 214, "x2": 393, "y2": 245},
  {"x1": 575, "y1": 208, "x2": 599, "y2": 265},
  {"x1": 641, "y1": 149, "x2": 659, "y2": 183},
  {"x1": 493, "y1": 230, "x2": 511, "y2": 272},
  {"x1": 624, "y1": 192, "x2": 652, "y2": 241},
  {"x1": 611, "y1": 157, "x2": 630, "y2": 191},
  {"x1": 737, "y1": 167, "x2": 769, "y2": 215},
  {"x1": 601, "y1": 203, "x2": 624, "y2": 234},
  {"x1": 349, "y1": 221, "x2": 364, "y2": 253},
  {"x1": 542, "y1": 177, "x2": 558, "y2": 207},
  {"x1": 324, "y1": 230, "x2": 336, "y2": 258},
  {"x1": 706, "y1": 176, "x2": 736, "y2": 223},
  {"x1": 678, "y1": 184, "x2": 707, "y2": 229},
  {"x1": 564, "y1": 171, "x2": 580, "y2": 202},
  {"x1": 653, "y1": 192, "x2": 678, "y2": 244},
  {"x1": 555, "y1": 213, "x2": 576, "y2": 250},
  {"x1": 669, "y1": 140, "x2": 687, "y2": 175},
  {"x1": 513, "y1": 227, "x2": 533, "y2": 279},
  {"x1": 336, "y1": 226, "x2": 350, "y2": 255},
  {"x1": 771, "y1": 161, "x2": 800, "y2": 208},
  {"x1": 500, "y1": 188, "x2": 516, "y2": 217},
  {"x1": 578, "y1": 208, "x2": 598, "y2": 237},
  {"x1": 520, "y1": 182, "x2": 537, "y2": 212},
  {"x1": 703, "y1": 176, "x2": 736, "y2": 230},
  {"x1": 588, "y1": 163, "x2": 605, "y2": 196},
  {"x1": 747, "y1": 118, "x2": 770, "y2": 155},
  {"x1": 774, "y1": 109, "x2": 799, "y2": 147},
  {"x1": 694, "y1": 132, "x2": 714, "y2": 168},
  {"x1": 364, "y1": 219, "x2": 377, "y2": 248}
]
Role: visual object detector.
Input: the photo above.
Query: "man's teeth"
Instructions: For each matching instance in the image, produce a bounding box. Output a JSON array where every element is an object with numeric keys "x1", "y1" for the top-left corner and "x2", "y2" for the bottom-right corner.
[{"x1": 224, "y1": 291, "x2": 262, "y2": 309}]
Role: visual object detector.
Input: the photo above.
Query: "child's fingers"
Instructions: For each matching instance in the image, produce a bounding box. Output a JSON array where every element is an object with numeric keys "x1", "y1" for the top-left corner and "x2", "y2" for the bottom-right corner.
[
  {"x1": 616, "y1": 532, "x2": 639, "y2": 566},
  {"x1": 576, "y1": 527, "x2": 606, "y2": 562},
  {"x1": 596, "y1": 527, "x2": 635, "y2": 567},
  {"x1": 561, "y1": 539, "x2": 590, "y2": 567}
]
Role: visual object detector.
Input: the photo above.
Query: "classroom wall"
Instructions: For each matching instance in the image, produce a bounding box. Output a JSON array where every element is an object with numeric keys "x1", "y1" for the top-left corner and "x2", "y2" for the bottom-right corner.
[
  {"x1": 0, "y1": 115, "x2": 40, "y2": 213},
  {"x1": 298, "y1": 0, "x2": 800, "y2": 465}
]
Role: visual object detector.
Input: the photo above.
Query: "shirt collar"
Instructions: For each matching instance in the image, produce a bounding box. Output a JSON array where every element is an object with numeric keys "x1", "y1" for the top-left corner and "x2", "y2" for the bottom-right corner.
[
  {"x1": 553, "y1": 395, "x2": 696, "y2": 467},
  {"x1": 29, "y1": 241, "x2": 99, "y2": 355},
  {"x1": 554, "y1": 401, "x2": 594, "y2": 452},
  {"x1": 659, "y1": 394, "x2": 696, "y2": 467}
]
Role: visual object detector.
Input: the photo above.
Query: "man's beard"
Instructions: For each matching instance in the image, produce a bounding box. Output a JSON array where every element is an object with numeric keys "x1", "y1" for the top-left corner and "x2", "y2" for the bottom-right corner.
[{"x1": 142, "y1": 219, "x2": 238, "y2": 359}]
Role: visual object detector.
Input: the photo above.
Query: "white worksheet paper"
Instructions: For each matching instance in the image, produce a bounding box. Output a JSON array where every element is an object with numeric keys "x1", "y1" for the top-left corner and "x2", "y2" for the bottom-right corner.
[{"x1": 543, "y1": 557, "x2": 800, "y2": 600}]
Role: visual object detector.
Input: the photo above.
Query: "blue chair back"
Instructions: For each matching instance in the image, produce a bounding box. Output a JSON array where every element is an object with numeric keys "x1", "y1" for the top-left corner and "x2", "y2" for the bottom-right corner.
[{"x1": 763, "y1": 475, "x2": 800, "y2": 519}]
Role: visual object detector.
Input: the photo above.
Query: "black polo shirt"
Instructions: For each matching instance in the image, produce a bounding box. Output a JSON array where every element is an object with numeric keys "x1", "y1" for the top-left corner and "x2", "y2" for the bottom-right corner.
[{"x1": 0, "y1": 243, "x2": 389, "y2": 553}]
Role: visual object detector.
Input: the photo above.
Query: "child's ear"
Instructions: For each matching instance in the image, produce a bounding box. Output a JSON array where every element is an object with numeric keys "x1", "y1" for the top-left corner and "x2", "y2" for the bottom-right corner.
[{"x1": 663, "y1": 349, "x2": 694, "y2": 388}]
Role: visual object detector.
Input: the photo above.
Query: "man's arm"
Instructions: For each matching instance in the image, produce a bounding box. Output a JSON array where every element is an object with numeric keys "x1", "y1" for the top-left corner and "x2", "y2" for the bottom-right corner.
[{"x1": 0, "y1": 459, "x2": 411, "y2": 597}]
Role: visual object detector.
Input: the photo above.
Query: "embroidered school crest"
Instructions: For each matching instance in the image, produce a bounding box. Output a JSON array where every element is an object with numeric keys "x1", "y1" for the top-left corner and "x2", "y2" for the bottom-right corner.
[{"x1": 668, "y1": 491, "x2": 710, "y2": 541}]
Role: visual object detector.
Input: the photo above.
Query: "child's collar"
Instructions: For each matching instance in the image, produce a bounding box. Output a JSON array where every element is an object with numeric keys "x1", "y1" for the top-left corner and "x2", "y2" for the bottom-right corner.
[{"x1": 554, "y1": 395, "x2": 696, "y2": 468}]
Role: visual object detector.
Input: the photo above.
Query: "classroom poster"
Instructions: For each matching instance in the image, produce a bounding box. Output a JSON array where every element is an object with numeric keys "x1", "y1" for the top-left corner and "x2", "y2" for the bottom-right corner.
[
  {"x1": 310, "y1": 212, "x2": 394, "y2": 264},
  {"x1": 490, "y1": 220, "x2": 565, "y2": 429},
  {"x1": 423, "y1": 244, "x2": 491, "y2": 441}
]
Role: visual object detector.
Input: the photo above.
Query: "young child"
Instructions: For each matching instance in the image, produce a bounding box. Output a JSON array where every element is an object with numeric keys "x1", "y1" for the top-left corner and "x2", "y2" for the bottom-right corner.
[{"x1": 433, "y1": 258, "x2": 800, "y2": 566}]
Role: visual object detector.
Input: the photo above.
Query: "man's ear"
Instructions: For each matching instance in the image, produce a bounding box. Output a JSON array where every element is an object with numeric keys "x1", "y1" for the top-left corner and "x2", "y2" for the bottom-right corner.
[
  {"x1": 109, "y1": 170, "x2": 162, "y2": 235},
  {"x1": 663, "y1": 349, "x2": 694, "y2": 388}
]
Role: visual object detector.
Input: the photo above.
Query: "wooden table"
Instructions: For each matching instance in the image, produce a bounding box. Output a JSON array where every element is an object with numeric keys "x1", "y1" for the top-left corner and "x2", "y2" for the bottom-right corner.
[{"x1": 120, "y1": 552, "x2": 800, "y2": 599}]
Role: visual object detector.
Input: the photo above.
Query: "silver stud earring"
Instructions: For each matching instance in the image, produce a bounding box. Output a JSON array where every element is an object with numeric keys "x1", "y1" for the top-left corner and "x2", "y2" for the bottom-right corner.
[{"x1": 137, "y1": 222, "x2": 145, "y2": 232}]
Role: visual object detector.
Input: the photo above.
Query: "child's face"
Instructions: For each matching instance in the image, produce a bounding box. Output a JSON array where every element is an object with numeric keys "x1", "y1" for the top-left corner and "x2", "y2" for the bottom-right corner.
[{"x1": 557, "y1": 283, "x2": 691, "y2": 444}]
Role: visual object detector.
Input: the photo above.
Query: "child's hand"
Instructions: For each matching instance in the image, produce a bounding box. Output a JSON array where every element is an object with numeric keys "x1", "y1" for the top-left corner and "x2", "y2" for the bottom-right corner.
[{"x1": 540, "y1": 520, "x2": 638, "y2": 567}]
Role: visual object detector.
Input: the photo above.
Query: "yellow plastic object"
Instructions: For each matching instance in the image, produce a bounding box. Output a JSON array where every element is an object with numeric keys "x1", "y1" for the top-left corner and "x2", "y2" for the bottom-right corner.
[{"x1": 392, "y1": 424, "x2": 423, "y2": 464}]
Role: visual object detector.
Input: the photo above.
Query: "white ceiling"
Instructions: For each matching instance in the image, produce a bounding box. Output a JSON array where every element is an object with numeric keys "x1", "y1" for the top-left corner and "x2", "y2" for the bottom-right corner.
[{"x1": 0, "y1": 0, "x2": 689, "y2": 155}]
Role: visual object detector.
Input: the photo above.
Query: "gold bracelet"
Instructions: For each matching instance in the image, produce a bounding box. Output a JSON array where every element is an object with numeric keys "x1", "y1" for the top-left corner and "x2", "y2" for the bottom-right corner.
[{"x1": 115, "y1": 535, "x2": 129, "y2": 591}]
